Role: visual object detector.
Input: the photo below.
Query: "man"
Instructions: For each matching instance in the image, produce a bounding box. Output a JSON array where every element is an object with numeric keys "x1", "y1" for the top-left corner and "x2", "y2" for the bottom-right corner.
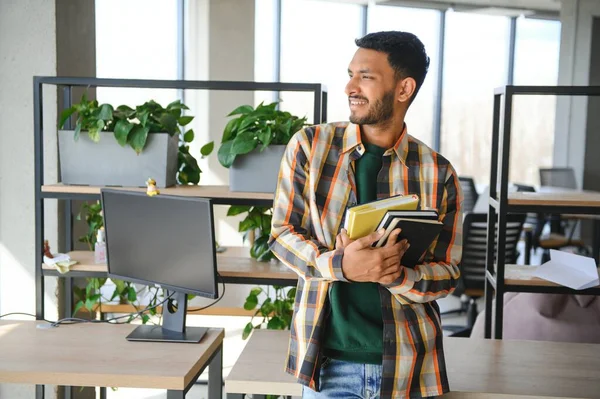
[{"x1": 269, "y1": 31, "x2": 463, "y2": 399}]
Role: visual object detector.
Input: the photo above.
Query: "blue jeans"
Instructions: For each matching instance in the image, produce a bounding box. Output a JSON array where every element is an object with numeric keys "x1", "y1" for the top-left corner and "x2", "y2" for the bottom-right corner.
[{"x1": 302, "y1": 358, "x2": 382, "y2": 399}]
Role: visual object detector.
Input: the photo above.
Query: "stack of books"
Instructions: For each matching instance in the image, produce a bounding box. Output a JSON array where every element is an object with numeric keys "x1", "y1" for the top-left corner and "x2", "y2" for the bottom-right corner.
[{"x1": 343, "y1": 194, "x2": 443, "y2": 267}]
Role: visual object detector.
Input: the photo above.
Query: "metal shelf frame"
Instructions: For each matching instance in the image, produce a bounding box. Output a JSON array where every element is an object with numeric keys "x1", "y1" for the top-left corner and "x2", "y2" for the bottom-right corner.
[{"x1": 484, "y1": 85, "x2": 600, "y2": 340}]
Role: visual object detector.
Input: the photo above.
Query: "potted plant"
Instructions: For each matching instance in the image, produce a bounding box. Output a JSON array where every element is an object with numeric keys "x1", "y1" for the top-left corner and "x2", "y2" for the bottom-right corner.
[
  {"x1": 58, "y1": 94, "x2": 213, "y2": 187},
  {"x1": 217, "y1": 101, "x2": 306, "y2": 193}
]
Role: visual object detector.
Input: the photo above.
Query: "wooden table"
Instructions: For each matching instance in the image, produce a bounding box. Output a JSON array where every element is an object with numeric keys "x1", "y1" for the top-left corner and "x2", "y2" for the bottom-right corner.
[
  {"x1": 225, "y1": 330, "x2": 600, "y2": 399},
  {"x1": 0, "y1": 320, "x2": 224, "y2": 398}
]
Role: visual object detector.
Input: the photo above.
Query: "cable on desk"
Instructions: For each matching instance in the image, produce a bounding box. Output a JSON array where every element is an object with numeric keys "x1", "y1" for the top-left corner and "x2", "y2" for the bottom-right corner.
[{"x1": 188, "y1": 272, "x2": 226, "y2": 312}]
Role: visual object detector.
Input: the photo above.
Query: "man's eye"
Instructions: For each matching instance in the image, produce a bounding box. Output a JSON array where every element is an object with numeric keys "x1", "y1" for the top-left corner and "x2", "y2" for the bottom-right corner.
[{"x1": 362, "y1": 75, "x2": 372, "y2": 79}]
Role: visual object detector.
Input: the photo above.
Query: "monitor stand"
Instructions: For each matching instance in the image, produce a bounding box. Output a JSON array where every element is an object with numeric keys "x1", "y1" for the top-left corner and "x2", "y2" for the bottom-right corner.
[{"x1": 126, "y1": 291, "x2": 207, "y2": 343}]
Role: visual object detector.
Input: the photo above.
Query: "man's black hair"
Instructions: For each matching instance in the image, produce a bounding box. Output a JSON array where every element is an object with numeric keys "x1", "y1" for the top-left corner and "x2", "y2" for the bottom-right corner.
[{"x1": 355, "y1": 31, "x2": 430, "y2": 103}]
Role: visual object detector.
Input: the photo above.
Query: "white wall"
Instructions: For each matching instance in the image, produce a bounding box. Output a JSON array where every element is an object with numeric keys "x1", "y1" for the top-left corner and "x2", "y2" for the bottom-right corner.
[{"x1": 0, "y1": 1, "x2": 58, "y2": 397}]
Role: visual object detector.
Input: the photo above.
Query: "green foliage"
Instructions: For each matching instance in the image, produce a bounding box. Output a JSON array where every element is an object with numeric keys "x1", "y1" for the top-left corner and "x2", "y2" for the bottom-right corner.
[
  {"x1": 242, "y1": 285, "x2": 296, "y2": 340},
  {"x1": 217, "y1": 101, "x2": 307, "y2": 168},
  {"x1": 227, "y1": 205, "x2": 274, "y2": 262},
  {"x1": 59, "y1": 94, "x2": 213, "y2": 185}
]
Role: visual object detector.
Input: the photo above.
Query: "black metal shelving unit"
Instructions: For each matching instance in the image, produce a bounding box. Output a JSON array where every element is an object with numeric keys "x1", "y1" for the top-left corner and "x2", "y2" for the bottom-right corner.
[
  {"x1": 484, "y1": 85, "x2": 600, "y2": 340},
  {"x1": 33, "y1": 76, "x2": 326, "y2": 399}
]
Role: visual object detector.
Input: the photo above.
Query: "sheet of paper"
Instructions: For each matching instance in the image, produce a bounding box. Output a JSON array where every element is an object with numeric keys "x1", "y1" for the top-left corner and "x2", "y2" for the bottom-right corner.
[{"x1": 533, "y1": 250, "x2": 599, "y2": 290}]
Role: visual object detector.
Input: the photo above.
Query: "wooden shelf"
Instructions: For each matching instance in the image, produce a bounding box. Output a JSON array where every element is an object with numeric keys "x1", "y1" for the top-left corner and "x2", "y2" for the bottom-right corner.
[
  {"x1": 43, "y1": 248, "x2": 297, "y2": 282},
  {"x1": 508, "y1": 189, "x2": 600, "y2": 208},
  {"x1": 503, "y1": 264, "x2": 600, "y2": 288},
  {"x1": 41, "y1": 184, "x2": 274, "y2": 202}
]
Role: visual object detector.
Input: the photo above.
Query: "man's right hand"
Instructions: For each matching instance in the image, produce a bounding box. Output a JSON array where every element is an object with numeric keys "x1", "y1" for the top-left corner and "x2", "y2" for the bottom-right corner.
[{"x1": 341, "y1": 228, "x2": 409, "y2": 284}]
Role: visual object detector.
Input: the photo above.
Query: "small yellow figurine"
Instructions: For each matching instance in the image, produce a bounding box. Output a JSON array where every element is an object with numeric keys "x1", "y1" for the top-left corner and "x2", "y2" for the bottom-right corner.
[{"x1": 146, "y1": 178, "x2": 160, "y2": 197}]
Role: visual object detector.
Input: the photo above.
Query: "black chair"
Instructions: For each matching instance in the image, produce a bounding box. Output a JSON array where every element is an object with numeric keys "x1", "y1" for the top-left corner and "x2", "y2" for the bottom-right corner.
[
  {"x1": 458, "y1": 176, "x2": 478, "y2": 213},
  {"x1": 514, "y1": 182, "x2": 589, "y2": 263},
  {"x1": 442, "y1": 212, "x2": 526, "y2": 337},
  {"x1": 539, "y1": 167, "x2": 577, "y2": 189}
]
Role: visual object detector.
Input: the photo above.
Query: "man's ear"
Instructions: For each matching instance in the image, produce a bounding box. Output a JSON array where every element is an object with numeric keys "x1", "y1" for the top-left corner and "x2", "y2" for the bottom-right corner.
[{"x1": 396, "y1": 77, "x2": 417, "y2": 104}]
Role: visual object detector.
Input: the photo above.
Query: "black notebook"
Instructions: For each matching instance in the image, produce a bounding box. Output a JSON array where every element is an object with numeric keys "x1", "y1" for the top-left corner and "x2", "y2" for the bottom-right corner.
[{"x1": 373, "y1": 210, "x2": 443, "y2": 268}]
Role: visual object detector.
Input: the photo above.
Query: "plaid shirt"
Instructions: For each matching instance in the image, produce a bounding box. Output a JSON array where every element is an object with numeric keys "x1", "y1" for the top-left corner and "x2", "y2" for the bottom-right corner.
[{"x1": 269, "y1": 122, "x2": 463, "y2": 399}]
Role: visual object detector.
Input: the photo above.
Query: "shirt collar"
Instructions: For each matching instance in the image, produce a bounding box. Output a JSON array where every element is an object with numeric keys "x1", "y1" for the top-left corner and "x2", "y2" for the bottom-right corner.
[{"x1": 341, "y1": 122, "x2": 409, "y2": 165}]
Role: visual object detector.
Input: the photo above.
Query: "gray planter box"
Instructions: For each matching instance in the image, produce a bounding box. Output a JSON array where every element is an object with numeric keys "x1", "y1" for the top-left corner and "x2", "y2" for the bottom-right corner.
[
  {"x1": 58, "y1": 130, "x2": 178, "y2": 188},
  {"x1": 230, "y1": 145, "x2": 286, "y2": 193}
]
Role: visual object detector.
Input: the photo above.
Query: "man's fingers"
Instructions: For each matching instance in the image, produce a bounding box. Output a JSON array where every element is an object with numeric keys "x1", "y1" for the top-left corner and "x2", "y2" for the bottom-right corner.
[
  {"x1": 350, "y1": 228, "x2": 385, "y2": 249},
  {"x1": 336, "y1": 234, "x2": 343, "y2": 249},
  {"x1": 384, "y1": 228, "x2": 402, "y2": 247}
]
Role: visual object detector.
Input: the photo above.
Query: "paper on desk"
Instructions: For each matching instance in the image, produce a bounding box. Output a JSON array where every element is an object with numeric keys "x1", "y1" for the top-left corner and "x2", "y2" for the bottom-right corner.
[{"x1": 533, "y1": 250, "x2": 599, "y2": 290}]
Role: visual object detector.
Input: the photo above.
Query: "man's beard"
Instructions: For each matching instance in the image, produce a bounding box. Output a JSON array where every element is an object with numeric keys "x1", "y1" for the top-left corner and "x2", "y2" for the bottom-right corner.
[{"x1": 349, "y1": 90, "x2": 395, "y2": 126}]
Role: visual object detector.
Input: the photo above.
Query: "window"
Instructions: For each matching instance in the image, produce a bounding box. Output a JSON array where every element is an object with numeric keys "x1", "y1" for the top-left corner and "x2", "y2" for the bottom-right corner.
[
  {"x1": 510, "y1": 18, "x2": 561, "y2": 186},
  {"x1": 279, "y1": 0, "x2": 364, "y2": 123},
  {"x1": 440, "y1": 11, "x2": 511, "y2": 188},
  {"x1": 255, "y1": 0, "x2": 279, "y2": 106},
  {"x1": 367, "y1": 5, "x2": 441, "y2": 146},
  {"x1": 95, "y1": 0, "x2": 179, "y2": 107}
]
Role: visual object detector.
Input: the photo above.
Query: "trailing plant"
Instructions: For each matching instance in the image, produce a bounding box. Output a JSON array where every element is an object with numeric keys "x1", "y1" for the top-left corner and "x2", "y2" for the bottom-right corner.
[
  {"x1": 242, "y1": 285, "x2": 296, "y2": 340},
  {"x1": 227, "y1": 205, "x2": 274, "y2": 262},
  {"x1": 217, "y1": 101, "x2": 306, "y2": 168},
  {"x1": 58, "y1": 94, "x2": 214, "y2": 185}
]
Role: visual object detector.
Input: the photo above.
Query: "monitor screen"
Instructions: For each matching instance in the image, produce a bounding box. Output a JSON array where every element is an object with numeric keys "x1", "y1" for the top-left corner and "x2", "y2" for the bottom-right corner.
[{"x1": 100, "y1": 189, "x2": 218, "y2": 299}]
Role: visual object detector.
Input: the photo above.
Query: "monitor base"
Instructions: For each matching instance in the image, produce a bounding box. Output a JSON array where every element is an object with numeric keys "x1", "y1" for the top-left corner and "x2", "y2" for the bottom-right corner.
[{"x1": 126, "y1": 325, "x2": 208, "y2": 343}]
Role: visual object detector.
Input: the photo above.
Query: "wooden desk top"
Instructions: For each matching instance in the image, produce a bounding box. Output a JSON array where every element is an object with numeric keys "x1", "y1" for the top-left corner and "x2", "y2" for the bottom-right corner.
[
  {"x1": 503, "y1": 264, "x2": 600, "y2": 288},
  {"x1": 42, "y1": 248, "x2": 297, "y2": 281},
  {"x1": 226, "y1": 330, "x2": 600, "y2": 398},
  {"x1": 0, "y1": 321, "x2": 223, "y2": 390}
]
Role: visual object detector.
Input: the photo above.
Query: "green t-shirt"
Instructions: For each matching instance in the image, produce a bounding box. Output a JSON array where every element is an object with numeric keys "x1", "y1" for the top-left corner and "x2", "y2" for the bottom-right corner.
[{"x1": 323, "y1": 141, "x2": 386, "y2": 364}]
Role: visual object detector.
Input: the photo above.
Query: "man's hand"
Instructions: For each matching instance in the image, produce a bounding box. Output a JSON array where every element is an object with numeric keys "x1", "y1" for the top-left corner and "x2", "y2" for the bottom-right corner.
[
  {"x1": 335, "y1": 228, "x2": 354, "y2": 249},
  {"x1": 341, "y1": 228, "x2": 409, "y2": 284}
]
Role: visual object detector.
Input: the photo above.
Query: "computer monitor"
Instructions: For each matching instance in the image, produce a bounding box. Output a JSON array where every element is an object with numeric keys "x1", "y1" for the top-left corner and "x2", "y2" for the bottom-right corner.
[{"x1": 100, "y1": 189, "x2": 218, "y2": 343}]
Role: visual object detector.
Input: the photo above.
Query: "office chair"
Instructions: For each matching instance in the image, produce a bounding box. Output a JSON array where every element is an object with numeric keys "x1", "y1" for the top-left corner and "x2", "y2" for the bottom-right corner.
[
  {"x1": 442, "y1": 212, "x2": 526, "y2": 337},
  {"x1": 458, "y1": 176, "x2": 479, "y2": 213},
  {"x1": 514, "y1": 182, "x2": 589, "y2": 263}
]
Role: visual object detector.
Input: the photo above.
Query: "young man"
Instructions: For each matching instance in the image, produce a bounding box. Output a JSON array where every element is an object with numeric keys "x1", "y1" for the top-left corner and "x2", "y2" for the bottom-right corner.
[{"x1": 269, "y1": 31, "x2": 463, "y2": 399}]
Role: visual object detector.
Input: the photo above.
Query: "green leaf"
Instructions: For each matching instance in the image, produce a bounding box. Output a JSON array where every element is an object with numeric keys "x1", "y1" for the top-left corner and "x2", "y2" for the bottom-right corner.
[
  {"x1": 128, "y1": 125, "x2": 150, "y2": 154},
  {"x1": 258, "y1": 126, "x2": 272, "y2": 148},
  {"x1": 231, "y1": 131, "x2": 258, "y2": 155},
  {"x1": 183, "y1": 129, "x2": 195, "y2": 143},
  {"x1": 239, "y1": 217, "x2": 257, "y2": 233},
  {"x1": 217, "y1": 140, "x2": 236, "y2": 168},
  {"x1": 242, "y1": 322, "x2": 254, "y2": 340},
  {"x1": 250, "y1": 287, "x2": 262, "y2": 297},
  {"x1": 58, "y1": 107, "x2": 77, "y2": 129},
  {"x1": 85, "y1": 296, "x2": 98, "y2": 311},
  {"x1": 114, "y1": 119, "x2": 134, "y2": 146},
  {"x1": 222, "y1": 118, "x2": 239, "y2": 143},
  {"x1": 178, "y1": 116, "x2": 194, "y2": 126},
  {"x1": 97, "y1": 104, "x2": 113, "y2": 121},
  {"x1": 238, "y1": 116, "x2": 259, "y2": 131},
  {"x1": 116, "y1": 105, "x2": 135, "y2": 118},
  {"x1": 227, "y1": 105, "x2": 254, "y2": 117},
  {"x1": 141, "y1": 314, "x2": 150, "y2": 324},
  {"x1": 167, "y1": 100, "x2": 189, "y2": 110},
  {"x1": 267, "y1": 316, "x2": 284, "y2": 330},
  {"x1": 127, "y1": 286, "x2": 137, "y2": 302},
  {"x1": 227, "y1": 205, "x2": 251, "y2": 216},
  {"x1": 200, "y1": 141, "x2": 214, "y2": 156},
  {"x1": 287, "y1": 287, "x2": 297, "y2": 300},
  {"x1": 243, "y1": 294, "x2": 258, "y2": 310},
  {"x1": 138, "y1": 111, "x2": 149, "y2": 126},
  {"x1": 159, "y1": 113, "x2": 178, "y2": 135},
  {"x1": 73, "y1": 301, "x2": 84, "y2": 316},
  {"x1": 88, "y1": 126, "x2": 100, "y2": 143},
  {"x1": 74, "y1": 123, "x2": 82, "y2": 141}
]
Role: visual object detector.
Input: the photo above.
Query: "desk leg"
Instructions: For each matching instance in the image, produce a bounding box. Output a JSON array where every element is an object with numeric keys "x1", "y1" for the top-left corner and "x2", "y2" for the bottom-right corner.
[
  {"x1": 524, "y1": 231, "x2": 532, "y2": 265},
  {"x1": 594, "y1": 220, "x2": 600, "y2": 265},
  {"x1": 100, "y1": 387, "x2": 107, "y2": 399},
  {"x1": 36, "y1": 384, "x2": 44, "y2": 399},
  {"x1": 208, "y1": 345, "x2": 223, "y2": 399},
  {"x1": 167, "y1": 390, "x2": 184, "y2": 399}
]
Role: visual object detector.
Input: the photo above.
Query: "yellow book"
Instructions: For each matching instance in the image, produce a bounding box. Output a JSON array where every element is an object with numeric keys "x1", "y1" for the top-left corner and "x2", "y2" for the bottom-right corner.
[{"x1": 343, "y1": 194, "x2": 419, "y2": 239}]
